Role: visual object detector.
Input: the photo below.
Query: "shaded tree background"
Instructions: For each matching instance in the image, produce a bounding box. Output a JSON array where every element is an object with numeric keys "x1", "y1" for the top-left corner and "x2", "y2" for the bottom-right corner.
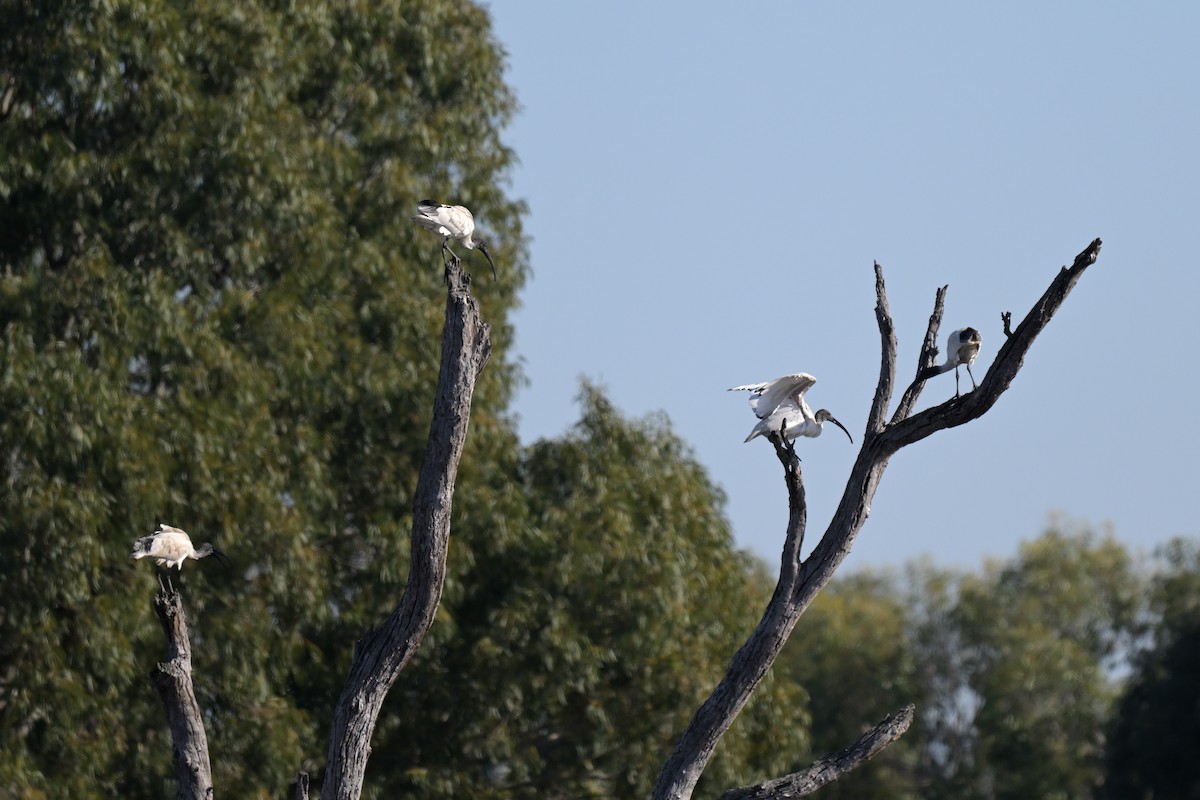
[
  {"x1": 2, "y1": 1, "x2": 1199, "y2": 799},
  {"x1": 1, "y1": 0, "x2": 527, "y2": 795},
  {"x1": 1104, "y1": 538, "x2": 1200, "y2": 800},
  {"x1": 0, "y1": 2, "x2": 801, "y2": 796}
]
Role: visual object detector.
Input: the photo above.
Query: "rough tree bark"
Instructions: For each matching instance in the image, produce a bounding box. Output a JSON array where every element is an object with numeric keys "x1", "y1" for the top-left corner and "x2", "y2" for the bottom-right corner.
[
  {"x1": 651, "y1": 239, "x2": 1103, "y2": 800},
  {"x1": 150, "y1": 587, "x2": 215, "y2": 800},
  {"x1": 318, "y1": 262, "x2": 492, "y2": 800},
  {"x1": 718, "y1": 705, "x2": 915, "y2": 799}
]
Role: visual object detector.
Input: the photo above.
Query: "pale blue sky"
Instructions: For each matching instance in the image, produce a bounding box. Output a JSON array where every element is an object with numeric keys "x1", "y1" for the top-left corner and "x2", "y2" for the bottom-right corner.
[{"x1": 488, "y1": 2, "x2": 1200, "y2": 569}]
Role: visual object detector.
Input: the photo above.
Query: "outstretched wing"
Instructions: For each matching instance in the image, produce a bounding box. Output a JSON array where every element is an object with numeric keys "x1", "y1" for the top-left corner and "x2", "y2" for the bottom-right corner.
[
  {"x1": 730, "y1": 373, "x2": 816, "y2": 419},
  {"x1": 728, "y1": 379, "x2": 770, "y2": 418}
]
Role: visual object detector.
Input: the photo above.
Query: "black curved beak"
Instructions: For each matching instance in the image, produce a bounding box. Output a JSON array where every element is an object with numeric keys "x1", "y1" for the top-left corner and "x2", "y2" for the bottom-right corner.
[
  {"x1": 211, "y1": 548, "x2": 232, "y2": 569},
  {"x1": 828, "y1": 415, "x2": 854, "y2": 444},
  {"x1": 478, "y1": 241, "x2": 497, "y2": 280}
]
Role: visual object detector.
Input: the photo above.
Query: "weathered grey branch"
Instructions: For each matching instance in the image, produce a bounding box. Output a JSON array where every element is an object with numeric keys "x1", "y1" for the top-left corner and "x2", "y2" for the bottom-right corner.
[
  {"x1": 318, "y1": 262, "x2": 492, "y2": 800},
  {"x1": 866, "y1": 262, "x2": 900, "y2": 435},
  {"x1": 718, "y1": 705, "x2": 915, "y2": 799},
  {"x1": 653, "y1": 239, "x2": 1102, "y2": 800},
  {"x1": 652, "y1": 433, "x2": 809, "y2": 799},
  {"x1": 150, "y1": 588, "x2": 215, "y2": 800},
  {"x1": 892, "y1": 283, "x2": 947, "y2": 424},
  {"x1": 294, "y1": 772, "x2": 310, "y2": 800},
  {"x1": 879, "y1": 238, "x2": 1101, "y2": 451}
]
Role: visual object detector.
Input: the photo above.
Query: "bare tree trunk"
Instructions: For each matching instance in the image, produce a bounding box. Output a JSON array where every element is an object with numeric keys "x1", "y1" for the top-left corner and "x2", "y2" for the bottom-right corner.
[
  {"x1": 151, "y1": 587, "x2": 215, "y2": 800},
  {"x1": 653, "y1": 240, "x2": 1103, "y2": 800},
  {"x1": 318, "y1": 263, "x2": 491, "y2": 800}
]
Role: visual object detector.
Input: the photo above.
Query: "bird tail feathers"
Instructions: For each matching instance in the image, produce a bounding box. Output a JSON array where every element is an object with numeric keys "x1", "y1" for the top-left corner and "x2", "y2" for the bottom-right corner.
[{"x1": 918, "y1": 363, "x2": 953, "y2": 380}]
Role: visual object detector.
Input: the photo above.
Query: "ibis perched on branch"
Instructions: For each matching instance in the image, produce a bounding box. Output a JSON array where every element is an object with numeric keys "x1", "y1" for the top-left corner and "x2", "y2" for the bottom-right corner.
[
  {"x1": 131, "y1": 523, "x2": 230, "y2": 592},
  {"x1": 920, "y1": 327, "x2": 982, "y2": 397},
  {"x1": 729, "y1": 373, "x2": 853, "y2": 445},
  {"x1": 411, "y1": 200, "x2": 497, "y2": 279}
]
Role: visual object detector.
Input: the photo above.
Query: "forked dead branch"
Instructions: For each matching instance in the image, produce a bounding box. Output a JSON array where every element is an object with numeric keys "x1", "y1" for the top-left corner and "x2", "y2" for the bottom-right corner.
[{"x1": 651, "y1": 238, "x2": 1102, "y2": 800}]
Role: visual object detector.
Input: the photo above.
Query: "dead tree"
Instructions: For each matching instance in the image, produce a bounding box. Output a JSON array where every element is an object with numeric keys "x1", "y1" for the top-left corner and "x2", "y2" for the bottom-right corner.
[
  {"x1": 318, "y1": 262, "x2": 491, "y2": 800},
  {"x1": 651, "y1": 238, "x2": 1102, "y2": 800},
  {"x1": 150, "y1": 587, "x2": 215, "y2": 800}
]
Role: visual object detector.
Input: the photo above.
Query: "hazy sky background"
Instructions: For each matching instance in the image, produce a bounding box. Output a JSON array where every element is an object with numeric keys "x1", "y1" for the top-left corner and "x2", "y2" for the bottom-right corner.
[{"x1": 487, "y1": 2, "x2": 1200, "y2": 570}]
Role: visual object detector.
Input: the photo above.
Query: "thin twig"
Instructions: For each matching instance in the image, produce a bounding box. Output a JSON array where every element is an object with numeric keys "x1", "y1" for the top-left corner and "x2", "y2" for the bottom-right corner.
[{"x1": 892, "y1": 284, "x2": 948, "y2": 424}]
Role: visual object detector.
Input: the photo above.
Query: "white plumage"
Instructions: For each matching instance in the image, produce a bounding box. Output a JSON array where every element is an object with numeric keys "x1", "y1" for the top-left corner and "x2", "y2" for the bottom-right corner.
[
  {"x1": 920, "y1": 327, "x2": 983, "y2": 397},
  {"x1": 411, "y1": 200, "x2": 497, "y2": 279},
  {"x1": 729, "y1": 373, "x2": 853, "y2": 444},
  {"x1": 131, "y1": 523, "x2": 230, "y2": 589}
]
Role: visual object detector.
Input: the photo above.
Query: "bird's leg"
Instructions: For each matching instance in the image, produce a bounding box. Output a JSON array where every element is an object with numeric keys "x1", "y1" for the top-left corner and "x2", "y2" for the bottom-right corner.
[
  {"x1": 966, "y1": 364, "x2": 978, "y2": 390},
  {"x1": 954, "y1": 366, "x2": 961, "y2": 398},
  {"x1": 778, "y1": 419, "x2": 801, "y2": 462},
  {"x1": 441, "y1": 239, "x2": 460, "y2": 267},
  {"x1": 157, "y1": 571, "x2": 166, "y2": 594}
]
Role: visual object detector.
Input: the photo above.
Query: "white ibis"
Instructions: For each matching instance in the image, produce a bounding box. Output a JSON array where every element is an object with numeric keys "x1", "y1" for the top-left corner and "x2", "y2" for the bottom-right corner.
[
  {"x1": 131, "y1": 523, "x2": 230, "y2": 591},
  {"x1": 411, "y1": 200, "x2": 497, "y2": 279},
  {"x1": 729, "y1": 373, "x2": 853, "y2": 445},
  {"x1": 920, "y1": 327, "x2": 982, "y2": 397}
]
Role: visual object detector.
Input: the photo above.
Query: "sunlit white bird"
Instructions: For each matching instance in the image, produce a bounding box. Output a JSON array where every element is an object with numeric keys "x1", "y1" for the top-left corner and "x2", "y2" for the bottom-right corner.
[
  {"x1": 729, "y1": 373, "x2": 853, "y2": 445},
  {"x1": 919, "y1": 327, "x2": 982, "y2": 397},
  {"x1": 411, "y1": 200, "x2": 497, "y2": 279},
  {"x1": 131, "y1": 523, "x2": 230, "y2": 591}
]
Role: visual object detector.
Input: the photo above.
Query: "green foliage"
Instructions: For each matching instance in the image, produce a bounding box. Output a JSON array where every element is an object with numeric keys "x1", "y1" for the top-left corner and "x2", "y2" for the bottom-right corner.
[
  {"x1": 1, "y1": 0, "x2": 524, "y2": 795},
  {"x1": 1103, "y1": 538, "x2": 1200, "y2": 798},
  {"x1": 781, "y1": 527, "x2": 1149, "y2": 800},
  {"x1": 953, "y1": 525, "x2": 1139, "y2": 800}
]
